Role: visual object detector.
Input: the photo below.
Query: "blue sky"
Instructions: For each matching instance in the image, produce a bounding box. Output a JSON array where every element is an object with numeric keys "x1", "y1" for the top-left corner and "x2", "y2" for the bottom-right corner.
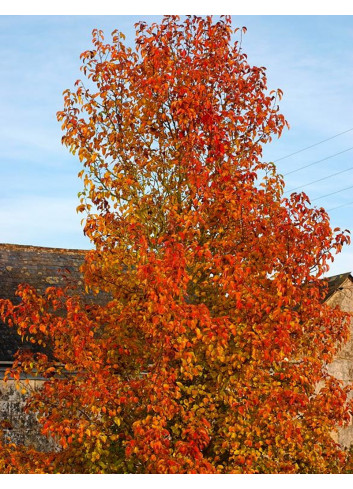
[{"x1": 0, "y1": 15, "x2": 352, "y2": 276}]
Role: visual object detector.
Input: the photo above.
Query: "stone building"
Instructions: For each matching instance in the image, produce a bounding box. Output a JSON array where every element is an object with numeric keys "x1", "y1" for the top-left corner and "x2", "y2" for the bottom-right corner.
[
  {"x1": 0, "y1": 243, "x2": 88, "y2": 450},
  {"x1": 325, "y1": 272, "x2": 353, "y2": 446},
  {"x1": 0, "y1": 243, "x2": 352, "y2": 449}
]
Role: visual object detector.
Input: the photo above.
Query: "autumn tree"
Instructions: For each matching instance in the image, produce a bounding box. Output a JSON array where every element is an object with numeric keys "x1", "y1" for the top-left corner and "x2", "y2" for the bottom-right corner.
[{"x1": 0, "y1": 15, "x2": 352, "y2": 474}]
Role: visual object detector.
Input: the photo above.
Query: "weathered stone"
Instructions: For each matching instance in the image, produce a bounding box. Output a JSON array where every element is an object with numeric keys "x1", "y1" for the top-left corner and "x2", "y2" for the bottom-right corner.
[
  {"x1": 325, "y1": 274, "x2": 353, "y2": 447},
  {"x1": 0, "y1": 381, "x2": 56, "y2": 451}
]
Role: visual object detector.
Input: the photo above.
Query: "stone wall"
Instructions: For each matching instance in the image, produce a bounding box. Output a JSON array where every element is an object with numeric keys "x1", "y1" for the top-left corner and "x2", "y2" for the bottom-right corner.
[
  {"x1": 326, "y1": 276, "x2": 353, "y2": 447},
  {"x1": 0, "y1": 379, "x2": 55, "y2": 451}
]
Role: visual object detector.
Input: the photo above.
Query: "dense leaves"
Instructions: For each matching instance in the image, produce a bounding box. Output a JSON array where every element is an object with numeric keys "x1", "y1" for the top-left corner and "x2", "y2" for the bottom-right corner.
[{"x1": 0, "y1": 16, "x2": 352, "y2": 473}]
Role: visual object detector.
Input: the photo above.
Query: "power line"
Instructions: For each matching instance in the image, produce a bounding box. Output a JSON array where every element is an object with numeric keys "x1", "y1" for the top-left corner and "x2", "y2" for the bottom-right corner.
[
  {"x1": 311, "y1": 184, "x2": 353, "y2": 202},
  {"x1": 284, "y1": 165, "x2": 353, "y2": 194},
  {"x1": 327, "y1": 201, "x2": 353, "y2": 211},
  {"x1": 283, "y1": 147, "x2": 353, "y2": 176},
  {"x1": 274, "y1": 127, "x2": 353, "y2": 163}
]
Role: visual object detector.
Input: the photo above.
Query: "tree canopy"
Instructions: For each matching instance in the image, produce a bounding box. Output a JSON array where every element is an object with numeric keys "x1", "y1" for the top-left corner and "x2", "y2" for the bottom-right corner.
[{"x1": 0, "y1": 15, "x2": 352, "y2": 474}]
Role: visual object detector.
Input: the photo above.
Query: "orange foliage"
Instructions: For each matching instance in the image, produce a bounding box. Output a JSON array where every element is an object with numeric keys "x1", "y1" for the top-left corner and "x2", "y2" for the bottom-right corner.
[{"x1": 0, "y1": 16, "x2": 352, "y2": 473}]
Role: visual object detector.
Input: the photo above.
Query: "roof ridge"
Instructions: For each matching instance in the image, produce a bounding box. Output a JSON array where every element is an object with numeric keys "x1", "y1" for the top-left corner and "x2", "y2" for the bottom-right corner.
[
  {"x1": 0, "y1": 243, "x2": 89, "y2": 254},
  {"x1": 326, "y1": 271, "x2": 352, "y2": 280}
]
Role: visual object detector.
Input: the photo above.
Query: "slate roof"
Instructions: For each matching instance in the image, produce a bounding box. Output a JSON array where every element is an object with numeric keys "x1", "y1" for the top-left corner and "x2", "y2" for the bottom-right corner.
[
  {"x1": 325, "y1": 272, "x2": 353, "y2": 301},
  {"x1": 0, "y1": 243, "x2": 89, "y2": 362}
]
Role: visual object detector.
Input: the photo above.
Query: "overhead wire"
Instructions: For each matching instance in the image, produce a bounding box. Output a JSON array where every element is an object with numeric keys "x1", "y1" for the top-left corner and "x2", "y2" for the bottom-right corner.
[
  {"x1": 274, "y1": 127, "x2": 353, "y2": 163},
  {"x1": 283, "y1": 147, "x2": 353, "y2": 176},
  {"x1": 311, "y1": 184, "x2": 353, "y2": 202},
  {"x1": 284, "y1": 165, "x2": 353, "y2": 194},
  {"x1": 327, "y1": 201, "x2": 353, "y2": 211},
  {"x1": 278, "y1": 131, "x2": 353, "y2": 211}
]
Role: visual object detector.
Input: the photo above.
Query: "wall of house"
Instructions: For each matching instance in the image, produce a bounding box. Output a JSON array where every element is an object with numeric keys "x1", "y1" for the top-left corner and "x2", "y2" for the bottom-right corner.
[
  {"x1": 326, "y1": 277, "x2": 353, "y2": 447},
  {"x1": 0, "y1": 378, "x2": 55, "y2": 451}
]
